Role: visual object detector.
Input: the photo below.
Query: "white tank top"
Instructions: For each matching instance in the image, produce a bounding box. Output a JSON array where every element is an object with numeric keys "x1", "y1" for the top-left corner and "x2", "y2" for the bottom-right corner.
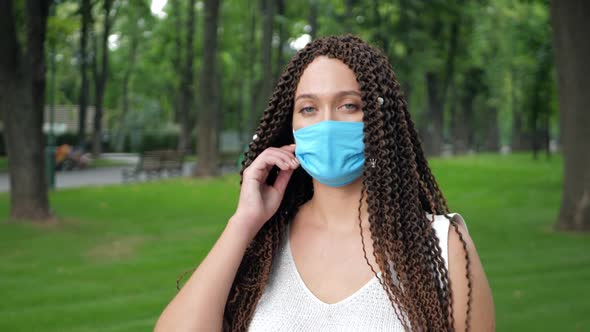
[{"x1": 247, "y1": 212, "x2": 462, "y2": 331}]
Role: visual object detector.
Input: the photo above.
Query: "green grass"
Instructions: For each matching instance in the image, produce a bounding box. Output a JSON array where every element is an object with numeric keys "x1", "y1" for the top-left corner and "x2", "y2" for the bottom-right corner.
[{"x1": 0, "y1": 153, "x2": 588, "y2": 331}]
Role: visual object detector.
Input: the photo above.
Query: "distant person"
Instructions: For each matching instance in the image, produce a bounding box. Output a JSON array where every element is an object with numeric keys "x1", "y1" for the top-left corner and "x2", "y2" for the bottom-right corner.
[
  {"x1": 70, "y1": 146, "x2": 91, "y2": 169},
  {"x1": 55, "y1": 144, "x2": 71, "y2": 170},
  {"x1": 156, "y1": 35, "x2": 495, "y2": 331}
]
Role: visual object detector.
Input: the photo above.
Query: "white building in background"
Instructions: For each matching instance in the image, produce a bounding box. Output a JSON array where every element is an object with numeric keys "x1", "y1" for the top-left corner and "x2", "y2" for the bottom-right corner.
[{"x1": 43, "y1": 105, "x2": 107, "y2": 135}]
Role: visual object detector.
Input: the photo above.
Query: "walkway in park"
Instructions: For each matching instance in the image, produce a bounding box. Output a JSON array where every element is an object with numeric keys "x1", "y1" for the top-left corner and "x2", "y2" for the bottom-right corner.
[{"x1": 0, "y1": 153, "x2": 238, "y2": 193}]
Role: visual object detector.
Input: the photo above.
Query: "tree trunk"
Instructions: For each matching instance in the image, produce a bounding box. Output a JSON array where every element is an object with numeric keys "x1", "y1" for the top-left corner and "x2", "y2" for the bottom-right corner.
[
  {"x1": 340, "y1": 0, "x2": 359, "y2": 35},
  {"x1": 115, "y1": 28, "x2": 139, "y2": 152},
  {"x1": 371, "y1": 0, "x2": 388, "y2": 54},
  {"x1": 247, "y1": 4, "x2": 260, "y2": 139},
  {"x1": 92, "y1": 0, "x2": 113, "y2": 157},
  {"x1": 170, "y1": 0, "x2": 183, "y2": 127},
  {"x1": 309, "y1": 0, "x2": 318, "y2": 40},
  {"x1": 511, "y1": 108, "x2": 531, "y2": 151},
  {"x1": 0, "y1": 0, "x2": 51, "y2": 220},
  {"x1": 237, "y1": 80, "x2": 245, "y2": 148},
  {"x1": 424, "y1": 16, "x2": 460, "y2": 156},
  {"x1": 451, "y1": 110, "x2": 467, "y2": 155},
  {"x1": 425, "y1": 71, "x2": 444, "y2": 156},
  {"x1": 484, "y1": 107, "x2": 500, "y2": 152},
  {"x1": 543, "y1": 112, "x2": 551, "y2": 159},
  {"x1": 78, "y1": 0, "x2": 91, "y2": 149},
  {"x1": 452, "y1": 91, "x2": 473, "y2": 155},
  {"x1": 551, "y1": 0, "x2": 590, "y2": 231},
  {"x1": 178, "y1": 0, "x2": 196, "y2": 155},
  {"x1": 193, "y1": 0, "x2": 221, "y2": 176},
  {"x1": 530, "y1": 40, "x2": 553, "y2": 160},
  {"x1": 531, "y1": 106, "x2": 540, "y2": 160},
  {"x1": 274, "y1": 0, "x2": 286, "y2": 78},
  {"x1": 452, "y1": 67, "x2": 481, "y2": 154},
  {"x1": 260, "y1": 0, "x2": 274, "y2": 104}
]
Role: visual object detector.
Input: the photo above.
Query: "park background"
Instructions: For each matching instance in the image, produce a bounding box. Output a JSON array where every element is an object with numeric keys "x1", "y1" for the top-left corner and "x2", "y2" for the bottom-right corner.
[{"x1": 0, "y1": 0, "x2": 588, "y2": 331}]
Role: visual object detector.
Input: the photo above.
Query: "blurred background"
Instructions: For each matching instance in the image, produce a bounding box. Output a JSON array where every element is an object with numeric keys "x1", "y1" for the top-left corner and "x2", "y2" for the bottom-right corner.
[{"x1": 0, "y1": 0, "x2": 588, "y2": 331}]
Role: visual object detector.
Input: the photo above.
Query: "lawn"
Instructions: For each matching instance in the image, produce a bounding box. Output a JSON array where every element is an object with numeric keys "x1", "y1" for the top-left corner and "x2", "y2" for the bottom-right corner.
[{"x1": 0, "y1": 153, "x2": 587, "y2": 331}]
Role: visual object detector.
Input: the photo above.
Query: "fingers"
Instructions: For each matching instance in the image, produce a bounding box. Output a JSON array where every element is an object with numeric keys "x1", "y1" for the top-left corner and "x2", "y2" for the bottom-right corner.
[
  {"x1": 264, "y1": 153, "x2": 298, "y2": 171},
  {"x1": 267, "y1": 145, "x2": 297, "y2": 162},
  {"x1": 244, "y1": 147, "x2": 299, "y2": 180},
  {"x1": 256, "y1": 146, "x2": 298, "y2": 170},
  {"x1": 280, "y1": 144, "x2": 296, "y2": 153}
]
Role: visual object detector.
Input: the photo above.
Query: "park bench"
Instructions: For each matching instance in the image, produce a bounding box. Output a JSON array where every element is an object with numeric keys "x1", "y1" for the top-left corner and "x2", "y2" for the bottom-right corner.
[{"x1": 122, "y1": 150, "x2": 185, "y2": 182}]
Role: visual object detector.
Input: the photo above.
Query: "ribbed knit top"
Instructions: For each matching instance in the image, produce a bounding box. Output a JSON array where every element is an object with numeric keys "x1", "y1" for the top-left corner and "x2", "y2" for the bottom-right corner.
[{"x1": 247, "y1": 213, "x2": 461, "y2": 331}]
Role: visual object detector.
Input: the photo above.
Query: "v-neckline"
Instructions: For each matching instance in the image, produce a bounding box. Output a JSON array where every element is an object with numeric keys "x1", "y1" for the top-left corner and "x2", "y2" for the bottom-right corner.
[{"x1": 286, "y1": 222, "x2": 382, "y2": 307}]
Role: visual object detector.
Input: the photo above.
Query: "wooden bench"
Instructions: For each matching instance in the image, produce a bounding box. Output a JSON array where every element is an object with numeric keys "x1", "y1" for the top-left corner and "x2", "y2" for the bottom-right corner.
[
  {"x1": 122, "y1": 150, "x2": 185, "y2": 182},
  {"x1": 161, "y1": 150, "x2": 184, "y2": 177}
]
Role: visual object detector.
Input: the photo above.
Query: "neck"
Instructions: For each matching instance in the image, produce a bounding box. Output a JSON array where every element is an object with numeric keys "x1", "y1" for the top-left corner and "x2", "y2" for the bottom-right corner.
[{"x1": 304, "y1": 176, "x2": 370, "y2": 233}]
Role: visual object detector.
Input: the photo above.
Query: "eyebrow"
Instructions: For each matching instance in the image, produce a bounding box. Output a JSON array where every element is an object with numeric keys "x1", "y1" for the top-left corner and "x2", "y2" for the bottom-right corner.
[{"x1": 294, "y1": 90, "x2": 362, "y2": 102}]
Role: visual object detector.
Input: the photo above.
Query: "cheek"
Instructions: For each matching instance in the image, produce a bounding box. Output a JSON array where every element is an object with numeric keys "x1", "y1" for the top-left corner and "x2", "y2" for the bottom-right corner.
[
  {"x1": 355, "y1": 112, "x2": 364, "y2": 122},
  {"x1": 353, "y1": 109, "x2": 364, "y2": 122},
  {"x1": 292, "y1": 113, "x2": 303, "y2": 131}
]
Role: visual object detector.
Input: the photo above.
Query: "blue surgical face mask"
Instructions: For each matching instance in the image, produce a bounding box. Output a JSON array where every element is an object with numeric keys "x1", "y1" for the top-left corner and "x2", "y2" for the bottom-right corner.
[{"x1": 293, "y1": 120, "x2": 365, "y2": 187}]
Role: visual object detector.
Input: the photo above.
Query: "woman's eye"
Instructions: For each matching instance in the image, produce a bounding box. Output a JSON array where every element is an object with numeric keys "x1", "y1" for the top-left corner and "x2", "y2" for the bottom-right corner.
[
  {"x1": 340, "y1": 103, "x2": 359, "y2": 111},
  {"x1": 299, "y1": 107, "x2": 315, "y2": 114}
]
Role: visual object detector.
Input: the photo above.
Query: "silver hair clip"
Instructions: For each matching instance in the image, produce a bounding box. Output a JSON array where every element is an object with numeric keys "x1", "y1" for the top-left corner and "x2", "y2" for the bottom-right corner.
[
  {"x1": 377, "y1": 97, "x2": 384, "y2": 106},
  {"x1": 369, "y1": 158, "x2": 376, "y2": 168}
]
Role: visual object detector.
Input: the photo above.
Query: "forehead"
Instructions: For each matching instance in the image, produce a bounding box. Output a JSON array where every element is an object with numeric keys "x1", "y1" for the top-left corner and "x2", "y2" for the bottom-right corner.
[{"x1": 294, "y1": 56, "x2": 361, "y2": 97}]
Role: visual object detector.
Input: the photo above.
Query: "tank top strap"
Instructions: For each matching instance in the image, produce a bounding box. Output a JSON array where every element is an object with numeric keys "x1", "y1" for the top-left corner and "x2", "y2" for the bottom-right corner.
[{"x1": 427, "y1": 212, "x2": 468, "y2": 271}]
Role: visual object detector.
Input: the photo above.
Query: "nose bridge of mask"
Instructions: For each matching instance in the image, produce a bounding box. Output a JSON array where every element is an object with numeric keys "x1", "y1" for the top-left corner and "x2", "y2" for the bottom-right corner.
[{"x1": 324, "y1": 121, "x2": 337, "y2": 163}]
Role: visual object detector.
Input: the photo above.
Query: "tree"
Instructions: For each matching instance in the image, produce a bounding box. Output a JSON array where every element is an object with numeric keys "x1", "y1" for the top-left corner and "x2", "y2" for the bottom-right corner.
[
  {"x1": 274, "y1": 0, "x2": 286, "y2": 78},
  {"x1": 424, "y1": 13, "x2": 460, "y2": 156},
  {"x1": 527, "y1": 39, "x2": 553, "y2": 159},
  {"x1": 194, "y1": 0, "x2": 221, "y2": 176},
  {"x1": 260, "y1": 0, "x2": 274, "y2": 111},
  {"x1": 246, "y1": 2, "x2": 260, "y2": 138},
  {"x1": 177, "y1": 0, "x2": 197, "y2": 154},
  {"x1": 551, "y1": 0, "x2": 590, "y2": 231},
  {"x1": 451, "y1": 67, "x2": 484, "y2": 154},
  {"x1": 78, "y1": 0, "x2": 91, "y2": 148},
  {"x1": 91, "y1": 0, "x2": 116, "y2": 157},
  {"x1": 0, "y1": 0, "x2": 52, "y2": 220},
  {"x1": 114, "y1": 1, "x2": 149, "y2": 152},
  {"x1": 308, "y1": 0, "x2": 318, "y2": 40}
]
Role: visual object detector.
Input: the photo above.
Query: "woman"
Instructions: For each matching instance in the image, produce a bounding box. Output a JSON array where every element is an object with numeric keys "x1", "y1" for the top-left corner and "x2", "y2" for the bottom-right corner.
[{"x1": 155, "y1": 34, "x2": 495, "y2": 331}]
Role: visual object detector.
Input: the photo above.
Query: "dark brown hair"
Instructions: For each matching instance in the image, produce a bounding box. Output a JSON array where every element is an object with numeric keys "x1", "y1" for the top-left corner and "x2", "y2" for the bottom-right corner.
[{"x1": 215, "y1": 34, "x2": 471, "y2": 331}]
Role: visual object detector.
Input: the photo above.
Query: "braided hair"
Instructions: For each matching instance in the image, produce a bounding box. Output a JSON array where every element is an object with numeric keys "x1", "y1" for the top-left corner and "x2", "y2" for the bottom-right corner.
[{"x1": 218, "y1": 34, "x2": 472, "y2": 331}]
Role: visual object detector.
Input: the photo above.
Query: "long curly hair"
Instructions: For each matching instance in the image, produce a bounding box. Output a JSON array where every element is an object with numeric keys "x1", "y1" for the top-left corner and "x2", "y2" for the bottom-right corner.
[{"x1": 215, "y1": 34, "x2": 472, "y2": 331}]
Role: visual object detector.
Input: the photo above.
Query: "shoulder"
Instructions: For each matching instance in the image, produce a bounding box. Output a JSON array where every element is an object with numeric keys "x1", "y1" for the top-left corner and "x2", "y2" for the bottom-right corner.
[{"x1": 445, "y1": 213, "x2": 496, "y2": 331}]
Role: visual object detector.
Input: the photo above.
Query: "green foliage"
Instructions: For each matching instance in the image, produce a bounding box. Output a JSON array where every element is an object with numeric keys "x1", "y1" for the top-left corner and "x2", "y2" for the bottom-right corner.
[{"x1": 43, "y1": 0, "x2": 556, "y2": 152}]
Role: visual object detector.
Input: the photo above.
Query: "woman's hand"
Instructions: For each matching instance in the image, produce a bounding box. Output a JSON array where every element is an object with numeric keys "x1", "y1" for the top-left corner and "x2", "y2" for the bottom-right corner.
[
  {"x1": 156, "y1": 146, "x2": 299, "y2": 331},
  {"x1": 232, "y1": 144, "x2": 299, "y2": 235}
]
